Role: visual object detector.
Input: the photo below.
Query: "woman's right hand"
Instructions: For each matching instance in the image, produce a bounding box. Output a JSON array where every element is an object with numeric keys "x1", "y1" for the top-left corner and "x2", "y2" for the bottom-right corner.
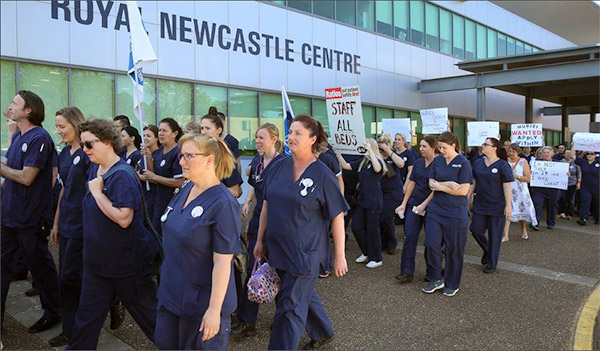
[
  {"x1": 395, "y1": 204, "x2": 406, "y2": 217},
  {"x1": 242, "y1": 202, "x2": 250, "y2": 217},
  {"x1": 50, "y1": 225, "x2": 59, "y2": 245},
  {"x1": 253, "y1": 240, "x2": 264, "y2": 260}
]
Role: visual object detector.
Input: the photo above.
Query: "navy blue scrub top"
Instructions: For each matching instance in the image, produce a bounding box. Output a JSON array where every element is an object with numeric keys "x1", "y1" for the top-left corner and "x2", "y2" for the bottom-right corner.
[
  {"x1": 1, "y1": 127, "x2": 55, "y2": 228},
  {"x1": 409, "y1": 158, "x2": 433, "y2": 205},
  {"x1": 468, "y1": 149, "x2": 483, "y2": 166},
  {"x1": 428, "y1": 154, "x2": 473, "y2": 219},
  {"x1": 263, "y1": 157, "x2": 349, "y2": 276},
  {"x1": 222, "y1": 167, "x2": 243, "y2": 189},
  {"x1": 397, "y1": 149, "x2": 416, "y2": 183},
  {"x1": 82, "y1": 160, "x2": 157, "y2": 278},
  {"x1": 349, "y1": 158, "x2": 384, "y2": 210},
  {"x1": 158, "y1": 182, "x2": 241, "y2": 318},
  {"x1": 575, "y1": 157, "x2": 600, "y2": 193},
  {"x1": 472, "y1": 158, "x2": 514, "y2": 216},
  {"x1": 58, "y1": 145, "x2": 91, "y2": 238},
  {"x1": 224, "y1": 134, "x2": 240, "y2": 159},
  {"x1": 139, "y1": 149, "x2": 160, "y2": 193},
  {"x1": 341, "y1": 154, "x2": 362, "y2": 191},
  {"x1": 121, "y1": 149, "x2": 142, "y2": 169},
  {"x1": 318, "y1": 152, "x2": 342, "y2": 177},
  {"x1": 381, "y1": 156, "x2": 403, "y2": 202},
  {"x1": 248, "y1": 153, "x2": 285, "y2": 217},
  {"x1": 153, "y1": 145, "x2": 183, "y2": 215}
]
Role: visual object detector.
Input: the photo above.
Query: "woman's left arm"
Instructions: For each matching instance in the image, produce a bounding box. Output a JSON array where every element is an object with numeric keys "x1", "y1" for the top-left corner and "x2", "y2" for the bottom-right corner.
[
  {"x1": 503, "y1": 182, "x2": 512, "y2": 218},
  {"x1": 330, "y1": 213, "x2": 348, "y2": 277},
  {"x1": 88, "y1": 177, "x2": 134, "y2": 228},
  {"x1": 200, "y1": 252, "x2": 233, "y2": 341}
]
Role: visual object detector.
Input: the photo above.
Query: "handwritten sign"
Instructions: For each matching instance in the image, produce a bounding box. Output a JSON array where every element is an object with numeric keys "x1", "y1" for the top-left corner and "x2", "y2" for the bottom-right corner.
[
  {"x1": 511, "y1": 123, "x2": 543, "y2": 147},
  {"x1": 420, "y1": 108, "x2": 448, "y2": 134},
  {"x1": 325, "y1": 86, "x2": 367, "y2": 155},
  {"x1": 572, "y1": 132, "x2": 600, "y2": 152},
  {"x1": 467, "y1": 121, "x2": 500, "y2": 146},
  {"x1": 381, "y1": 118, "x2": 411, "y2": 140},
  {"x1": 530, "y1": 160, "x2": 569, "y2": 190}
]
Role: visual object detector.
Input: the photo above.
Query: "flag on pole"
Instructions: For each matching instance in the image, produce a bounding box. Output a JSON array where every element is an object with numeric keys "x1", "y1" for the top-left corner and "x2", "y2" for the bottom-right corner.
[{"x1": 281, "y1": 86, "x2": 295, "y2": 156}]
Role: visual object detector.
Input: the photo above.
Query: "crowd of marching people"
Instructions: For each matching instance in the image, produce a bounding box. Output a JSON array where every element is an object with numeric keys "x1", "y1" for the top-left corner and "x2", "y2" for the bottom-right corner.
[{"x1": 1, "y1": 90, "x2": 599, "y2": 350}]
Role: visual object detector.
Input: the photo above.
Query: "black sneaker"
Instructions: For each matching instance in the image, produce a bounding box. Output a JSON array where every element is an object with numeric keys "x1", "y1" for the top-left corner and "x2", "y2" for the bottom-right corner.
[
  {"x1": 422, "y1": 280, "x2": 444, "y2": 294},
  {"x1": 481, "y1": 255, "x2": 488, "y2": 266},
  {"x1": 48, "y1": 332, "x2": 72, "y2": 347},
  {"x1": 577, "y1": 219, "x2": 587, "y2": 226},
  {"x1": 528, "y1": 223, "x2": 540, "y2": 231},
  {"x1": 303, "y1": 334, "x2": 334, "y2": 350},
  {"x1": 28, "y1": 317, "x2": 61, "y2": 333},
  {"x1": 25, "y1": 287, "x2": 38, "y2": 297},
  {"x1": 395, "y1": 273, "x2": 413, "y2": 284},
  {"x1": 483, "y1": 266, "x2": 496, "y2": 274},
  {"x1": 442, "y1": 287, "x2": 459, "y2": 297},
  {"x1": 386, "y1": 248, "x2": 396, "y2": 255},
  {"x1": 109, "y1": 300, "x2": 125, "y2": 330},
  {"x1": 230, "y1": 321, "x2": 256, "y2": 340}
]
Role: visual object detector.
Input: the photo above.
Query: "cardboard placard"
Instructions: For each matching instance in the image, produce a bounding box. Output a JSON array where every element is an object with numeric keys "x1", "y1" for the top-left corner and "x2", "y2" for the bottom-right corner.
[
  {"x1": 530, "y1": 160, "x2": 569, "y2": 190},
  {"x1": 420, "y1": 108, "x2": 448, "y2": 135},
  {"x1": 511, "y1": 123, "x2": 543, "y2": 147},
  {"x1": 325, "y1": 86, "x2": 367, "y2": 155}
]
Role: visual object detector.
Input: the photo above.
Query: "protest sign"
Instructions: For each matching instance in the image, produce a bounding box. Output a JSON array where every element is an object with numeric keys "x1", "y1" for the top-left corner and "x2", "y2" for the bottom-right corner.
[
  {"x1": 325, "y1": 86, "x2": 367, "y2": 155},
  {"x1": 572, "y1": 132, "x2": 600, "y2": 152},
  {"x1": 420, "y1": 108, "x2": 448, "y2": 134},
  {"x1": 530, "y1": 160, "x2": 569, "y2": 190},
  {"x1": 467, "y1": 121, "x2": 500, "y2": 146},
  {"x1": 381, "y1": 118, "x2": 411, "y2": 140},
  {"x1": 511, "y1": 123, "x2": 543, "y2": 147}
]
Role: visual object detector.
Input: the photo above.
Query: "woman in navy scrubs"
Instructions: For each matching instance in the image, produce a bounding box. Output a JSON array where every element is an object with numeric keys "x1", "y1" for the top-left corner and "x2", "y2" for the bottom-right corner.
[
  {"x1": 154, "y1": 133, "x2": 241, "y2": 350},
  {"x1": 337, "y1": 139, "x2": 387, "y2": 268},
  {"x1": 142, "y1": 118, "x2": 185, "y2": 234},
  {"x1": 395, "y1": 136, "x2": 437, "y2": 283},
  {"x1": 529, "y1": 146, "x2": 562, "y2": 230},
  {"x1": 233, "y1": 123, "x2": 285, "y2": 340},
  {"x1": 394, "y1": 133, "x2": 415, "y2": 193},
  {"x1": 47, "y1": 107, "x2": 88, "y2": 346},
  {"x1": 575, "y1": 150, "x2": 600, "y2": 225},
  {"x1": 119, "y1": 126, "x2": 142, "y2": 168},
  {"x1": 377, "y1": 135, "x2": 405, "y2": 255},
  {"x1": 423, "y1": 132, "x2": 472, "y2": 297},
  {"x1": 254, "y1": 115, "x2": 349, "y2": 351},
  {"x1": 209, "y1": 106, "x2": 242, "y2": 171},
  {"x1": 139, "y1": 125, "x2": 161, "y2": 223},
  {"x1": 66, "y1": 119, "x2": 158, "y2": 350},
  {"x1": 468, "y1": 138, "x2": 514, "y2": 274}
]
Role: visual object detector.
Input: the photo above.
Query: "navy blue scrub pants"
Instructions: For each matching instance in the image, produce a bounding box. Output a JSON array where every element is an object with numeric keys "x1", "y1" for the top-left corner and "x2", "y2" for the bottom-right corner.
[
  {"x1": 58, "y1": 235, "x2": 83, "y2": 335},
  {"x1": 531, "y1": 188, "x2": 559, "y2": 227},
  {"x1": 66, "y1": 270, "x2": 157, "y2": 350},
  {"x1": 144, "y1": 190, "x2": 157, "y2": 224},
  {"x1": 424, "y1": 213, "x2": 468, "y2": 290},
  {"x1": 579, "y1": 187, "x2": 600, "y2": 222},
  {"x1": 237, "y1": 234, "x2": 260, "y2": 327},
  {"x1": 558, "y1": 184, "x2": 577, "y2": 217},
  {"x1": 1, "y1": 223, "x2": 61, "y2": 327},
  {"x1": 400, "y1": 200, "x2": 427, "y2": 276},
  {"x1": 154, "y1": 303, "x2": 231, "y2": 350},
  {"x1": 470, "y1": 213, "x2": 506, "y2": 270},
  {"x1": 268, "y1": 270, "x2": 333, "y2": 350},
  {"x1": 380, "y1": 197, "x2": 401, "y2": 251},
  {"x1": 352, "y1": 206, "x2": 383, "y2": 262}
]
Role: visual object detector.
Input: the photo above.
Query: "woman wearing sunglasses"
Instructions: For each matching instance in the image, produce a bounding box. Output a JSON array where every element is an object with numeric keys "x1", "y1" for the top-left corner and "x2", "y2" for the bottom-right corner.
[
  {"x1": 66, "y1": 119, "x2": 158, "y2": 350},
  {"x1": 154, "y1": 134, "x2": 241, "y2": 350},
  {"x1": 574, "y1": 150, "x2": 600, "y2": 225}
]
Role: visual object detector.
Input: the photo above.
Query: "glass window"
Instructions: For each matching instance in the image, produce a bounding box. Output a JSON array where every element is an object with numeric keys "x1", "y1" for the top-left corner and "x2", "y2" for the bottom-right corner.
[
  {"x1": 229, "y1": 89, "x2": 258, "y2": 151},
  {"x1": 394, "y1": 109, "x2": 410, "y2": 119},
  {"x1": 554, "y1": 131, "x2": 561, "y2": 145},
  {"x1": 312, "y1": 99, "x2": 332, "y2": 143},
  {"x1": 117, "y1": 74, "x2": 156, "y2": 125},
  {"x1": 313, "y1": 1, "x2": 334, "y2": 19},
  {"x1": 259, "y1": 92, "x2": 284, "y2": 139},
  {"x1": 289, "y1": 95, "x2": 311, "y2": 116},
  {"x1": 524, "y1": 43, "x2": 532, "y2": 54},
  {"x1": 393, "y1": 1, "x2": 409, "y2": 41},
  {"x1": 476, "y1": 23, "x2": 486, "y2": 59},
  {"x1": 532, "y1": 47, "x2": 540, "y2": 53},
  {"x1": 409, "y1": 0, "x2": 425, "y2": 46},
  {"x1": 336, "y1": 1, "x2": 356, "y2": 26},
  {"x1": 195, "y1": 84, "x2": 227, "y2": 122},
  {"x1": 507, "y1": 36, "x2": 516, "y2": 56},
  {"x1": 377, "y1": 107, "x2": 393, "y2": 135},
  {"x1": 19, "y1": 63, "x2": 68, "y2": 144},
  {"x1": 1, "y1": 60, "x2": 16, "y2": 152},
  {"x1": 500, "y1": 123, "x2": 510, "y2": 142},
  {"x1": 363, "y1": 105, "x2": 375, "y2": 138},
  {"x1": 487, "y1": 28, "x2": 496, "y2": 58},
  {"x1": 439, "y1": 8, "x2": 452, "y2": 55},
  {"x1": 516, "y1": 40, "x2": 524, "y2": 54},
  {"x1": 376, "y1": 1, "x2": 393, "y2": 36},
  {"x1": 452, "y1": 14, "x2": 465, "y2": 58},
  {"x1": 497, "y1": 33, "x2": 507, "y2": 57},
  {"x1": 465, "y1": 19, "x2": 476, "y2": 60},
  {"x1": 72, "y1": 70, "x2": 114, "y2": 121},
  {"x1": 410, "y1": 111, "x2": 422, "y2": 147},
  {"x1": 288, "y1": 1, "x2": 310, "y2": 12},
  {"x1": 357, "y1": 1, "x2": 375, "y2": 31},
  {"x1": 270, "y1": 1, "x2": 285, "y2": 5},
  {"x1": 451, "y1": 118, "x2": 465, "y2": 151},
  {"x1": 158, "y1": 79, "x2": 192, "y2": 130},
  {"x1": 425, "y1": 3, "x2": 439, "y2": 50}
]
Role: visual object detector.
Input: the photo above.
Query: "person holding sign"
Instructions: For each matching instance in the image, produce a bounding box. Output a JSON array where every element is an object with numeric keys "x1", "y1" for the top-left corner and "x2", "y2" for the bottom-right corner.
[
  {"x1": 336, "y1": 139, "x2": 387, "y2": 268},
  {"x1": 468, "y1": 138, "x2": 514, "y2": 274},
  {"x1": 253, "y1": 115, "x2": 348, "y2": 351},
  {"x1": 395, "y1": 136, "x2": 438, "y2": 283},
  {"x1": 393, "y1": 133, "x2": 415, "y2": 192},
  {"x1": 574, "y1": 151, "x2": 600, "y2": 225},
  {"x1": 529, "y1": 147, "x2": 561, "y2": 230},
  {"x1": 423, "y1": 132, "x2": 472, "y2": 297}
]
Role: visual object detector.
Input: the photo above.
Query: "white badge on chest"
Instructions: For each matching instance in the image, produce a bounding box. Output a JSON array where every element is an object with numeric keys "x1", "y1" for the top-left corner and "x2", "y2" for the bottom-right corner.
[
  {"x1": 21, "y1": 143, "x2": 28, "y2": 152},
  {"x1": 595, "y1": 163, "x2": 599, "y2": 168},
  {"x1": 491, "y1": 168, "x2": 498, "y2": 174},
  {"x1": 191, "y1": 206, "x2": 204, "y2": 218},
  {"x1": 73, "y1": 156, "x2": 81, "y2": 165},
  {"x1": 403, "y1": 157, "x2": 407, "y2": 161},
  {"x1": 161, "y1": 206, "x2": 173, "y2": 222},
  {"x1": 160, "y1": 159, "x2": 166, "y2": 167},
  {"x1": 127, "y1": 159, "x2": 131, "y2": 164},
  {"x1": 299, "y1": 178, "x2": 314, "y2": 197}
]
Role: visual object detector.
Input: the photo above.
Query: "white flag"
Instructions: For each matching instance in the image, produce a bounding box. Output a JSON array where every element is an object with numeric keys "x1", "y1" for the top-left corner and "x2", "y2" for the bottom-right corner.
[{"x1": 281, "y1": 86, "x2": 295, "y2": 156}]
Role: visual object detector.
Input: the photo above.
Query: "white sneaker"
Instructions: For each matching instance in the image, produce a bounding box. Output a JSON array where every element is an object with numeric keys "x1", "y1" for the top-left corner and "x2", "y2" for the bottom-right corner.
[
  {"x1": 366, "y1": 261, "x2": 383, "y2": 268},
  {"x1": 355, "y1": 254, "x2": 368, "y2": 263}
]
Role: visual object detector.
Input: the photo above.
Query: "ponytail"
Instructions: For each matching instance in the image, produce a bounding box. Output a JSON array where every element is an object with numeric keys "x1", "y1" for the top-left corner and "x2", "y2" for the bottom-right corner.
[
  {"x1": 487, "y1": 137, "x2": 507, "y2": 161},
  {"x1": 292, "y1": 115, "x2": 328, "y2": 154},
  {"x1": 178, "y1": 133, "x2": 235, "y2": 180}
]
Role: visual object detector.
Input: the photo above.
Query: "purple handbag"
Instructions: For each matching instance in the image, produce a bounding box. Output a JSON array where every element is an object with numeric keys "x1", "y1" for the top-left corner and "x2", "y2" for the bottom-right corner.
[{"x1": 247, "y1": 259, "x2": 280, "y2": 304}]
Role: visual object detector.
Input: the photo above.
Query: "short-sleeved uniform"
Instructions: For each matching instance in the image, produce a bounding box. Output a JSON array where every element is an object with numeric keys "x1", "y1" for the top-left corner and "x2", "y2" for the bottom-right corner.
[
  {"x1": 318, "y1": 152, "x2": 342, "y2": 177},
  {"x1": 120, "y1": 149, "x2": 142, "y2": 168},
  {"x1": 425, "y1": 154, "x2": 473, "y2": 290},
  {"x1": 529, "y1": 159, "x2": 561, "y2": 227},
  {"x1": 380, "y1": 156, "x2": 404, "y2": 251},
  {"x1": 397, "y1": 149, "x2": 416, "y2": 184},
  {"x1": 153, "y1": 145, "x2": 183, "y2": 234},
  {"x1": 470, "y1": 158, "x2": 514, "y2": 271},
  {"x1": 139, "y1": 149, "x2": 160, "y2": 223},
  {"x1": 224, "y1": 134, "x2": 240, "y2": 159},
  {"x1": 1, "y1": 127, "x2": 61, "y2": 325},
  {"x1": 575, "y1": 157, "x2": 600, "y2": 222},
  {"x1": 155, "y1": 182, "x2": 241, "y2": 350},
  {"x1": 222, "y1": 167, "x2": 243, "y2": 190},
  {"x1": 262, "y1": 157, "x2": 348, "y2": 350},
  {"x1": 340, "y1": 154, "x2": 363, "y2": 229}
]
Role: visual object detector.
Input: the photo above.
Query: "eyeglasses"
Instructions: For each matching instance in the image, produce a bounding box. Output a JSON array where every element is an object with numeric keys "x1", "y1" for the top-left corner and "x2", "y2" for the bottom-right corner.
[
  {"x1": 481, "y1": 143, "x2": 493, "y2": 147},
  {"x1": 80, "y1": 139, "x2": 101, "y2": 149},
  {"x1": 178, "y1": 152, "x2": 209, "y2": 161}
]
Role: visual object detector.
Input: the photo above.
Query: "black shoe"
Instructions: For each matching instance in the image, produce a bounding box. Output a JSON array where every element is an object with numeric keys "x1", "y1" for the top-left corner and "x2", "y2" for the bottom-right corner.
[
  {"x1": 577, "y1": 219, "x2": 587, "y2": 226},
  {"x1": 230, "y1": 321, "x2": 256, "y2": 340},
  {"x1": 303, "y1": 334, "x2": 334, "y2": 350},
  {"x1": 109, "y1": 300, "x2": 125, "y2": 330},
  {"x1": 424, "y1": 275, "x2": 431, "y2": 282},
  {"x1": 528, "y1": 223, "x2": 540, "y2": 231},
  {"x1": 48, "y1": 332, "x2": 72, "y2": 347},
  {"x1": 483, "y1": 267, "x2": 496, "y2": 274},
  {"x1": 25, "y1": 287, "x2": 38, "y2": 297},
  {"x1": 28, "y1": 317, "x2": 61, "y2": 333},
  {"x1": 595, "y1": 220, "x2": 599, "y2": 225},
  {"x1": 386, "y1": 248, "x2": 396, "y2": 255},
  {"x1": 12, "y1": 273, "x2": 28, "y2": 281},
  {"x1": 395, "y1": 273, "x2": 413, "y2": 284},
  {"x1": 481, "y1": 255, "x2": 488, "y2": 266}
]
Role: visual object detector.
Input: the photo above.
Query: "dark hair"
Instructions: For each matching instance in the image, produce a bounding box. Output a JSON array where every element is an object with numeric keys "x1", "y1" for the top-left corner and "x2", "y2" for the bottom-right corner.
[
  {"x1": 291, "y1": 115, "x2": 328, "y2": 154},
  {"x1": 79, "y1": 119, "x2": 122, "y2": 154},
  {"x1": 201, "y1": 114, "x2": 224, "y2": 132},
  {"x1": 17, "y1": 90, "x2": 45, "y2": 126},
  {"x1": 159, "y1": 118, "x2": 183, "y2": 142},
  {"x1": 486, "y1": 137, "x2": 508, "y2": 160},
  {"x1": 113, "y1": 115, "x2": 131, "y2": 127},
  {"x1": 422, "y1": 135, "x2": 438, "y2": 150},
  {"x1": 143, "y1": 125, "x2": 161, "y2": 147},
  {"x1": 122, "y1": 125, "x2": 142, "y2": 150},
  {"x1": 216, "y1": 112, "x2": 226, "y2": 121},
  {"x1": 438, "y1": 131, "x2": 460, "y2": 152},
  {"x1": 208, "y1": 106, "x2": 218, "y2": 116}
]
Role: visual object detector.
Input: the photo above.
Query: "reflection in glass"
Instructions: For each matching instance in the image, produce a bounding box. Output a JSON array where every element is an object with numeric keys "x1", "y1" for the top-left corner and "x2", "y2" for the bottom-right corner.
[
  {"x1": 452, "y1": 14, "x2": 465, "y2": 59},
  {"x1": 440, "y1": 8, "x2": 452, "y2": 55},
  {"x1": 117, "y1": 75, "x2": 156, "y2": 125},
  {"x1": 1, "y1": 60, "x2": 16, "y2": 152},
  {"x1": 376, "y1": 1, "x2": 393, "y2": 36},
  {"x1": 357, "y1": 1, "x2": 375, "y2": 31},
  {"x1": 425, "y1": 3, "x2": 439, "y2": 50},
  {"x1": 410, "y1": 0, "x2": 424, "y2": 46},
  {"x1": 313, "y1": 0, "x2": 334, "y2": 19},
  {"x1": 465, "y1": 19, "x2": 476, "y2": 60},
  {"x1": 158, "y1": 80, "x2": 192, "y2": 130},
  {"x1": 394, "y1": 1, "x2": 409, "y2": 41},
  {"x1": 230, "y1": 89, "x2": 258, "y2": 151},
  {"x1": 195, "y1": 84, "x2": 227, "y2": 121},
  {"x1": 336, "y1": 1, "x2": 356, "y2": 26}
]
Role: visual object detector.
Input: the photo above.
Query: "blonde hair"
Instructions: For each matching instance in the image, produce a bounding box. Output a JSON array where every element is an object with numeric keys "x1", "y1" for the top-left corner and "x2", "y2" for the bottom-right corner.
[
  {"x1": 178, "y1": 133, "x2": 235, "y2": 180},
  {"x1": 359, "y1": 138, "x2": 388, "y2": 173},
  {"x1": 256, "y1": 123, "x2": 283, "y2": 154},
  {"x1": 394, "y1": 132, "x2": 409, "y2": 149},
  {"x1": 56, "y1": 106, "x2": 86, "y2": 142},
  {"x1": 377, "y1": 134, "x2": 393, "y2": 146}
]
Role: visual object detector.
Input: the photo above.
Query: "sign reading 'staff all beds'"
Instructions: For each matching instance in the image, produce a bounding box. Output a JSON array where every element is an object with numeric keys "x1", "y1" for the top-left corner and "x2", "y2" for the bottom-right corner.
[
  {"x1": 325, "y1": 86, "x2": 367, "y2": 155},
  {"x1": 511, "y1": 123, "x2": 543, "y2": 147}
]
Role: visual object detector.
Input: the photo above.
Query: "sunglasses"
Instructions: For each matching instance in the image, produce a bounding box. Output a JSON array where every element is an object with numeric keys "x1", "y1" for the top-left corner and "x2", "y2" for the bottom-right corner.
[
  {"x1": 79, "y1": 139, "x2": 102, "y2": 149},
  {"x1": 179, "y1": 152, "x2": 209, "y2": 162}
]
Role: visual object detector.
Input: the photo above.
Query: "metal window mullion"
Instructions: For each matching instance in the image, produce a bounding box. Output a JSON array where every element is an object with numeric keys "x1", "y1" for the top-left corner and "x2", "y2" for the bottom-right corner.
[
  {"x1": 113, "y1": 73, "x2": 118, "y2": 116},
  {"x1": 192, "y1": 84, "x2": 196, "y2": 121},
  {"x1": 257, "y1": 91, "x2": 261, "y2": 128},
  {"x1": 155, "y1": 79, "x2": 159, "y2": 124},
  {"x1": 226, "y1": 88, "x2": 231, "y2": 134},
  {"x1": 15, "y1": 61, "x2": 20, "y2": 92},
  {"x1": 68, "y1": 68, "x2": 72, "y2": 106}
]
